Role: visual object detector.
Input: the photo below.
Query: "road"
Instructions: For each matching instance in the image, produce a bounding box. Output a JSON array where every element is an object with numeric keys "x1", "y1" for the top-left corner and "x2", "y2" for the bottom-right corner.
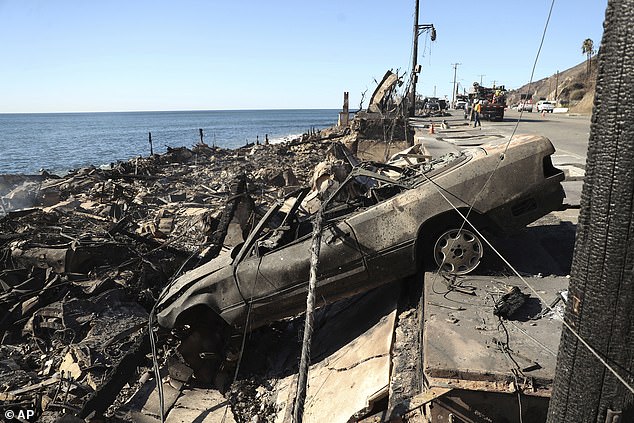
[
  {"x1": 495, "y1": 109, "x2": 590, "y2": 163},
  {"x1": 483, "y1": 109, "x2": 590, "y2": 208},
  {"x1": 411, "y1": 109, "x2": 592, "y2": 207}
]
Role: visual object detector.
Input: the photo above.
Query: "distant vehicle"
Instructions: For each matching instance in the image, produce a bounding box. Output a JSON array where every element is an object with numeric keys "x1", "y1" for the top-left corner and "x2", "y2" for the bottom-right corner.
[
  {"x1": 537, "y1": 101, "x2": 554, "y2": 113},
  {"x1": 424, "y1": 101, "x2": 440, "y2": 113},
  {"x1": 518, "y1": 94, "x2": 533, "y2": 113},
  {"x1": 518, "y1": 101, "x2": 533, "y2": 112},
  {"x1": 156, "y1": 136, "x2": 566, "y2": 380},
  {"x1": 455, "y1": 94, "x2": 469, "y2": 110}
]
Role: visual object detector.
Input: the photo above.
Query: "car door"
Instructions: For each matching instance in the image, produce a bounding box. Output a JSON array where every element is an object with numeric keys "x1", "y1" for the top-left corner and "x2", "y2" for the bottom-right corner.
[{"x1": 235, "y1": 217, "x2": 367, "y2": 329}]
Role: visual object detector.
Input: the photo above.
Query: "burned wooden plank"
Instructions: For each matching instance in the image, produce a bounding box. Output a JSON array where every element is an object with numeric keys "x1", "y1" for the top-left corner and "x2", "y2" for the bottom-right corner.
[
  {"x1": 0, "y1": 377, "x2": 59, "y2": 401},
  {"x1": 78, "y1": 328, "x2": 150, "y2": 419},
  {"x1": 387, "y1": 275, "x2": 424, "y2": 419},
  {"x1": 197, "y1": 174, "x2": 247, "y2": 265}
]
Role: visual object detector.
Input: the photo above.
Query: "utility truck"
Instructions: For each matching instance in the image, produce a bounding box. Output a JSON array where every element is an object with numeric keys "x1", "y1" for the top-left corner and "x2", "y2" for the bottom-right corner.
[{"x1": 468, "y1": 82, "x2": 507, "y2": 121}]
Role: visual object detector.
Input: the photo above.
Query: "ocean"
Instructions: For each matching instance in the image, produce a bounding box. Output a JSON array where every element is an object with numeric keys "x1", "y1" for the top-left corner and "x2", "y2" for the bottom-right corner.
[{"x1": 0, "y1": 109, "x2": 339, "y2": 175}]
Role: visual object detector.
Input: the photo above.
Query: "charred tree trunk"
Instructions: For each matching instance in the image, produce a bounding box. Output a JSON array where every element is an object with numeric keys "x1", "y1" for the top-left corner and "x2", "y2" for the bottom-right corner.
[{"x1": 547, "y1": 1, "x2": 634, "y2": 422}]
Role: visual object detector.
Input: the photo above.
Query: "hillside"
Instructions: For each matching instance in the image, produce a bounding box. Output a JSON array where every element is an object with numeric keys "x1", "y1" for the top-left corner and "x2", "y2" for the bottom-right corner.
[{"x1": 506, "y1": 56, "x2": 598, "y2": 114}]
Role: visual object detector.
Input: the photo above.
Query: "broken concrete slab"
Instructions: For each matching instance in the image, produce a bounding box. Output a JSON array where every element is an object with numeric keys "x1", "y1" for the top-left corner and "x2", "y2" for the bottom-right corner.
[
  {"x1": 128, "y1": 377, "x2": 185, "y2": 421},
  {"x1": 271, "y1": 283, "x2": 400, "y2": 423},
  {"x1": 423, "y1": 273, "x2": 567, "y2": 395},
  {"x1": 166, "y1": 388, "x2": 236, "y2": 423}
]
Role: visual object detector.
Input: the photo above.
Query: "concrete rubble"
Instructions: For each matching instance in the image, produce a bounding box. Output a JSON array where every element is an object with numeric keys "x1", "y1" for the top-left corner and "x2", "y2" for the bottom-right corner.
[{"x1": 0, "y1": 114, "x2": 579, "y2": 422}]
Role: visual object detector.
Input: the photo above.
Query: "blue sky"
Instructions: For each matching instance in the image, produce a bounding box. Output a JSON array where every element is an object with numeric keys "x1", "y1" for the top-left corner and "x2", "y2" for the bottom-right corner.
[{"x1": 0, "y1": 0, "x2": 608, "y2": 112}]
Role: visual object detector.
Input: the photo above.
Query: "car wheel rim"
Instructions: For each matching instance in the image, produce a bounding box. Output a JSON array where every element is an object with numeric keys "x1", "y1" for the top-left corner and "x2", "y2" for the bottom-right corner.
[{"x1": 434, "y1": 228, "x2": 483, "y2": 274}]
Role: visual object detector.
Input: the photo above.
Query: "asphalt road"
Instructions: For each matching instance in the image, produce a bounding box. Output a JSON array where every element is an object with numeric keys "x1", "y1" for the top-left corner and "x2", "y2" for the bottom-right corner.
[
  {"x1": 416, "y1": 109, "x2": 592, "y2": 207},
  {"x1": 483, "y1": 109, "x2": 590, "y2": 208},
  {"x1": 434, "y1": 108, "x2": 591, "y2": 161},
  {"x1": 493, "y1": 109, "x2": 591, "y2": 163}
]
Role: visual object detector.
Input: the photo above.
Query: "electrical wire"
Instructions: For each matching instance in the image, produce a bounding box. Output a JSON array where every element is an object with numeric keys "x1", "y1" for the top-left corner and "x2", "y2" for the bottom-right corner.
[
  {"x1": 419, "y1": 0, "x2": 633, "y2": 396},
  {"x1": 220, "y1": 301, "x2": 253, "y2": 423},
  {"x1": 509, "y1": 320, "x2": 557, "y2": 357},
  {"x1": 420, "y1": 170, "x2": 634, "y2": 395},
  {"x1": 496, "y1": 317, "x2": 526, "y2": 423},
  {"x1": 148, "y1": 312, "x2": 165, "y2": 423},
  {"x1": 147, "y1": 247, "x2": 202, "y2": 423},
  {"x1": 436, "y1": 0, "x2": 557, "y2": 270}
]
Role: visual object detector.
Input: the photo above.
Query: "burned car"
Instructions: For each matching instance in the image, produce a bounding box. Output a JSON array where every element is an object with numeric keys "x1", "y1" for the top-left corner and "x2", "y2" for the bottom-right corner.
[{"x1": 155, "y1": 134, "x2": 564, "y2": 377}]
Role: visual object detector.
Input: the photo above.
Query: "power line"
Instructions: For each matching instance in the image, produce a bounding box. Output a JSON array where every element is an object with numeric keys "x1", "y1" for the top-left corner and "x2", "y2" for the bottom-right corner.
[
  {"x1": 423, "y1": 174, "x2": 634, "y2": 396},
  {"x1": 428, "y1": 0, "x2": 634, "y2": 399}
]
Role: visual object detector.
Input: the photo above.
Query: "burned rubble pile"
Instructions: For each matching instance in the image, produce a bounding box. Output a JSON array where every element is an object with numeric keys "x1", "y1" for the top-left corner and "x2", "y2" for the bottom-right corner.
[{"x1": 0, "y1": 129, "x2": 352, "y2": 421}]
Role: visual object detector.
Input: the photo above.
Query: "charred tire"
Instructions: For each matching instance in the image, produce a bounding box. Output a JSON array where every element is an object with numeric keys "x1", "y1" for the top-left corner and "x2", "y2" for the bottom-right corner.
[
  {"x1": 171, "y1": 306, "x2": 230, "y2": 383},
  {"x1": 432, "y1": 228, "x2": 484, "y2": 274}
]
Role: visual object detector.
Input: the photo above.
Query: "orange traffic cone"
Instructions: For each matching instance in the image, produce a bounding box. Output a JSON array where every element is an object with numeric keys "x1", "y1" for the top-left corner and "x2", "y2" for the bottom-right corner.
[
  {"x1": 429, "y1": 123, "x2": 435, "y2": 134},
  {"x1": 541, "y1": 110, "x2": 546, "y2": 117}
]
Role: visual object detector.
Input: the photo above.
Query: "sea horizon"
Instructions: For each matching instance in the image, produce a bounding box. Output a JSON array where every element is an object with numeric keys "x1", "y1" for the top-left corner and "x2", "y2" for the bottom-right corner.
[{"x1": 0, "y1": 107, "x2": 340, "y2": 115}]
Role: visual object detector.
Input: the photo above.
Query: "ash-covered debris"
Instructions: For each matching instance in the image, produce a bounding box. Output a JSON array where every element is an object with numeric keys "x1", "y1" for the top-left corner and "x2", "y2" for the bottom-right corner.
[
  {"x1": 493, "y1": 286, "x2": 530, "y2": 319},
  {"x1": 228, "y1": 378, "x2": 278, "y2": 423},
  {"x1": 0, "y1": 127, "x2": 350, "y2": 421}
]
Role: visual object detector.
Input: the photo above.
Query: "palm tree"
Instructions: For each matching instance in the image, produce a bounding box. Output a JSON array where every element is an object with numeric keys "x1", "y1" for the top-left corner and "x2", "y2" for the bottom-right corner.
[{"x1": 582, "y1": 38, "x2": 595, "y2": 77}]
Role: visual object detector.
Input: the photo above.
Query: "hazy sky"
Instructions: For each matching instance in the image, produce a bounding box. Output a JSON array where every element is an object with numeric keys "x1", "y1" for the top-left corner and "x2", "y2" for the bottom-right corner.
[{"x1": 0, "y1": 0, "x2": 608, "y2": 113}]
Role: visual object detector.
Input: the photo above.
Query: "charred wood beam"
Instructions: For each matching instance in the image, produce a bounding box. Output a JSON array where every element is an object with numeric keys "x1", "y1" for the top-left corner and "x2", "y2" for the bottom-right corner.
[
  {"x1": 0, "y1": 273, "x2": 67, "y2": 340},
  {"x1": 292, "y1": 211, "x2": 324, "y2": 423},
  {"x1": 78, "y1": 328, "x2": 150, "y2": 419},
  {"x1": 388, "y1": 275, "x2": 424, "y2": 419},
  {"x1": 117, "y1": 228, "x2": 192, "y2": 258},
  {"x1": 548, "y1": 0, "x2": 634, "y2": 420},
  {"x1": 197, "y1": 174, "x2": 247, "y2": 265},
  {"x1": 108, "y1": 218, "x2": 191, "y2": 259}
]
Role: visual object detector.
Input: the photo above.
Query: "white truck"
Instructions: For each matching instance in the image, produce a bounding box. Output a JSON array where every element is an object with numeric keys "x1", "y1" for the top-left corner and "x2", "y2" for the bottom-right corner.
[
  {"x1": 518, "y1": 93, "x2": 533, "y2": 112},
  {"x1": 517, "y1": 101, "x2": 533, "y2": 112},
  {"x1": 537, "y1": 100, "x2": 555, "y2": 113}
]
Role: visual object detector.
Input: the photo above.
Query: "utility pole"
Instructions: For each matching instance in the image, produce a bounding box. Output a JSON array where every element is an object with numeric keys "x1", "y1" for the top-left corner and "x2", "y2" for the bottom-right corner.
[
  {"x1": 547, "y1": 1, "x2": 634, "y2": 422},
  {"x1": 478, "y1": 74, "x2": 485, "y2": 85},
  {"x1": 554, "y1": 70, "x2": 560, "y2": 105},
  {"x1": 548, "y1": 78, "x2": 552, "y2": 99},
  {"x1": 451, "y1": 63, "x2": 461, "y2": 108},
  {"x1": 408, "y1": 0, "x2": 420, "y2": 118},
  {"x1": 408, "y1": 0, "x2": 435, "y2": 118}
]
